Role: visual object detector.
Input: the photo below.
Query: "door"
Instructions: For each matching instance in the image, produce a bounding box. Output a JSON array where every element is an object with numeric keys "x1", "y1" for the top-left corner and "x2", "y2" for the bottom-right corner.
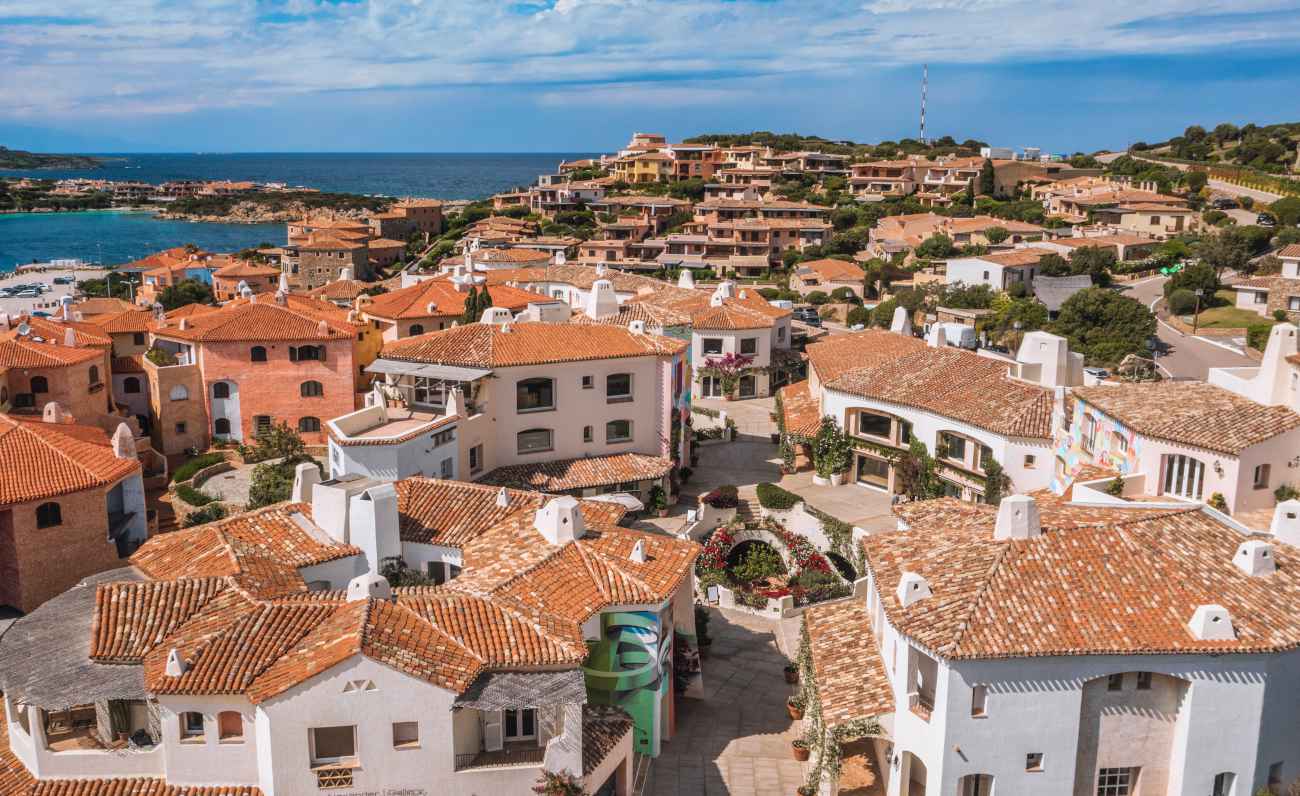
[
  {"x1": 483, "y1": 710, "x2": 503, "y2": 752},
  {"x1": 1161, "y1": 454, "x2": 1205, "y2": 500},
  {"x1": 701, "y1": 376, "x2": 720, "y2": 398}
]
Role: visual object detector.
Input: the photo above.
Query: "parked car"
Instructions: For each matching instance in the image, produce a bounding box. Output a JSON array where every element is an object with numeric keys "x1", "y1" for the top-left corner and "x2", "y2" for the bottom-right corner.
[
  {"x1": 1212, "y1": 198, "x2": 1239, "y2": 210},
  {"x1": 1258, "y1": 213, "x2": 1277, "y2": 227},
  {"x1": 52, "y1": 276, "x2": 73, "y2": 285}
]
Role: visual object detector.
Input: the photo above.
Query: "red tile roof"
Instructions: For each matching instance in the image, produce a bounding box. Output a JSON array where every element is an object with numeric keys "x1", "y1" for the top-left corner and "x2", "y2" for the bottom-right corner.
[
  {"x1": 151, "y1": 299, "x2": 356, "y2": 342},
  {"x1": 212, "y1": 260, "x2": 281, "y2": 278},
  {"x1": 1278, "y1": 244, "x2": 1300, "y2": 259},
  {"x1": 805, "y1": 600, "x2": 893, "y2": 728},
  {"x1": 479, "y1": 452, "x2": 674, "y2": 493},
  {"x1": 778, "y1": 381, "x2": 821, "y2": 439},
  {"x1": 796, "y1": 258, "x2": 866, "y2": 283},
  {"x1": 805, "y1": 327, "x2": 927, "y2": 384},
  {"x1": 0, "y1": 416, "x2": 139, "y2": 506},
  {"x1": 363, "y1": 278, "x2": 541, "y2": 321},
  {"x1": 12, "y1": 315, "x2": 112, "y2": 348},
  {"x1": 381, "y1": 322, "x2": 686, "y2": 368},
  {"x1": 88, "y1": 309, "x2": 154, "y2": 334},
  {"x1": 0, "y1": 337, "x2": 104, "y2": 369}
]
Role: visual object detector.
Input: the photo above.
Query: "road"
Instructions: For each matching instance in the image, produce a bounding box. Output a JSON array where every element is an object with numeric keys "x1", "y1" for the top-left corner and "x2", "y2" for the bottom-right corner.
[{"x1": 1119, "y1": 275, "x2": 1257, "y2": 380}]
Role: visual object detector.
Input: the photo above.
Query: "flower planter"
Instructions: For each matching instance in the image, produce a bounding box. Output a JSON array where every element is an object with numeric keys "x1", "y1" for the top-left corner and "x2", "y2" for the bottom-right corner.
[
  {"x1": 797, "y1": 786, "x2": 816, "y2": 796},
  {"x1": 783, "y1": 665, "x2": 799, "y2": 685},
  {"x1": 786, "y1": 699, "x2": 804, "y2": 720},
  {"x1": 811, "y1": 474, "x2": 830, "y2": 487},
  {"x1": 829, "y1": 472, "x2": 845, "y2": 487},
  {"x1": 657, "y1": 509, "x2": 669, "y2": 518},
  {"x1": 791, "y1": 741, "x2": 811, "y2": 762}
]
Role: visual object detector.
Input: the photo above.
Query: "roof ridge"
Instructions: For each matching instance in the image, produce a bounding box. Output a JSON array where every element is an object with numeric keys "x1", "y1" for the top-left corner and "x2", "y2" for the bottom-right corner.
[
  {"x1": 583, "y1": 539, "x2": 659, "y2": 600},
  {"x1": 571, "y1": 542, "x2": 614, "y2": 604},
  {"x1": 945, "y1": 540, "x2": 1015, "y2": 657}
]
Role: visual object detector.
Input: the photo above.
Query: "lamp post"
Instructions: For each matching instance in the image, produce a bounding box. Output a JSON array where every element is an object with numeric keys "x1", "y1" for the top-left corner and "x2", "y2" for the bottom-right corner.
[{"x1": 1192, "y1": 288, "x2": 1204, "y2": 335}]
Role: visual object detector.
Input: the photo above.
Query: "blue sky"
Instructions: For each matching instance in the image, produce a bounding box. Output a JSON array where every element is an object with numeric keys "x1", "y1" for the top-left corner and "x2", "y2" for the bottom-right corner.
[{"x1": 2, "y1": 0, "x2": 1299, "y2": 154}]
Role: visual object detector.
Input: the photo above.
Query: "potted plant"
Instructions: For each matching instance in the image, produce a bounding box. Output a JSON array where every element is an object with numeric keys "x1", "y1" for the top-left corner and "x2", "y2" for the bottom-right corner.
[
  {"x1": 791, "y1": 738, "x2": 811, "y2": 762},
  {"x1": 812, "y1": 416, "x2": 851, "y2": 487},
  {"x1": 649, "y1": 485, "x2": 669, "y2": 518},
  {"x1": 784, "y1": 663, "x2": 799, "y2": 684},
  {"x1": 797, "y1": 785, "x2": 816, "y2": 796},
  {"x1": 786, "y1": 693, "x2": 805, "y2": 720}
]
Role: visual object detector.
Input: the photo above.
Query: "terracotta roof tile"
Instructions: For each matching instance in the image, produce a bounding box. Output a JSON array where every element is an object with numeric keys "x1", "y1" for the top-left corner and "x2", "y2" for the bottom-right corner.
[
  {"x1": 1278, "y1": 244, "x2": 1300, "y2": 259},
  {"x1": 0, "y1": 416, "x2": 139, "y2": 505},
  {"x1": 0, "y1": 337, "x2": 104, "y2": 369},
  {"x1": 806, "y1": 327, "x2": 927, "y2": 384},
  {"x1": 89, "y1": 309, "x2": 154, "y2": 334},
  {"x1": 152, "y1": 300, "x2": 354, "y2": 342},
  {"x1": 805, "y1": 600, "x2": 893, "y2": 729},
  {"x1": 796, "y1": 258, "x2": 866, "y2": 283},
  {"x1": 778, "y1": 382, "x2": 821, "y2": 439},
  {"x1": 381, "y1": 322, "x2": 686, "y2": 368},
  {"x1": 364, "y1": 278, "x2": 540, "y2": 321},
  {"x1": 582, "y1": 706, "x2": 634, "y2": 775},
  {"x1": 13, "y1": 316, "x2": 113, "y2": 348},
  {"x1": 479, "y1": 452, "x2": 673, "y2": 493},
  {"x1": 212, "y1": 260, "x2": 281, "y2": 278},
  {"x1": 1073, "y1": 381, "x2": 1300, "y2": 455}
]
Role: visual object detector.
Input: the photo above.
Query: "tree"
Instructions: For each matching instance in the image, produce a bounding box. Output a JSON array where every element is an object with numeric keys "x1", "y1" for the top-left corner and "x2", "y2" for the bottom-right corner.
[
  {"x1": 846, "y1": 306, "x2": 872, "y2": 327},
  {"x1": 915, "y1": 233, "x2": 957, "y2": 259},
  {"x1": 962, "y1": 179, "x2": 976, "y2": 208},
  {"x1": 987, "y1": 296, "x2": 1048, "y2": 349},
  {"x1": 830, "y1": 286, "x2": 861, "y2": 304},
  {"x1": 806, "y1": 290, "x2": 830, "y2": 306},
  {"x1": 245, "y1": 423, "x2": 319, "y2": 509},
  {"x1": 1271, "y1": 197, "x2": 1300, "y2": 228},
  {"x1": 461, "y1": 285, "x2": 480, "y2": 323},
  {"x1": 1183, "y1": 171, "x2": 1208, "y2": 193},
  {"x1": 1168, "y1": 288, "x2": 1198, "y2": 315},
  {"x1": 895, "y1": 439, "x2": 942, "y2": 500},
  {"x1": 812, "y1": 417, "x2": 852, "y2": 480},
  {"x1": 157, "y1": 278, "x2": 214, "y2": 310},
  {"x1": 1037, "y1": 253, "x2": 1072, "y2": 277},
  {"x1": 1051, "y1": 288, "x2": 1156, "y2": 365},
  {"x1": 984, "y1": 226, "x2": 1009, "y2": 245},
  {"x1": 1069, "y1": 246, "x2": 1117, "y2": 287},
  {"x1": 476, "y1": 285, "x2": 494, "y2": 318},
  {"x1": 940, "y1": 283, "x2": 996, "y2": 310},
  {"x1": 248, "y1": 459, "x2": 320, "y2": 509},
  {"x1": 979, "y1": 158, "x2": 996, "y2": 196},
  {"x1": 1164, "y1": 262, "x2": 1220, "y2": 297}
]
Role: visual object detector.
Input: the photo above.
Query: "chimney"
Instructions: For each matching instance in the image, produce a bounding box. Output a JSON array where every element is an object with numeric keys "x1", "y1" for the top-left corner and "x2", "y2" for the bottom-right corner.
[
  {"x1": 534, "y1": 496, "x2": 586, "y2": 545},
  {"x1": 346, "y1": 572, "x2": 392, "y2": 603},
  {"x1": 63, "y1": 327, "x2": 76, "y2": 347},
  {"x1": 275, "y1": 290, "x2": 287, "y2": 305},
  {"x1": 165, "y1": 649, "x2": 188, "y2": 677},
  {"x1": 890, "y1": 306, "x2": 912, "y2": 335},
  {"x1": 896, "y1": 572, "x2": 931, "y2": 607},
  {"x1": 1234, "y1": 539, "x2": 1276, "y2": 577},
  {"x1": 237, "y1": 279, "x2": 249, "y2": 295},
  {"x1": 1271, "y1": 499, "x2": 1300, "y2": 547},
  {"x1": 347, "y1": 483, "x2": 401, "y2": 575},
  {"x1": 339, "y1": 266, "x2": 354, "y2": 281},
  {"x1": 292, "y1": 461, "x2": 322, "y2": 503},
  {"x1": 0, "y1": 313, "x2": 8, "y2": 332},
  {"x1": 554, "y1": 250, "x2": 567, "y2": 266},
  {"x1": 585, "y1": 279, "x2": 619, "y2": 319},
  {"x1": 927, "y1": 324, "x2": 947, "y2": 348},
  {"x1": 317, "y1": 320, "x2": 329, "y2": 336},
  {"x1": 425, "y1": 301, "x2": 438, "y2": 315},
  {"x1": 443, "y1": 387, "x2": 463, "y2": 419},
  {"x1": 42, "y1": 402, "x2": 70, "y2": 424},
  {"x1": 629, "y1": 538, "x2": 647, "y2": 563},
  {"x1": 60, "y1": 295, "x2": 74, "y2": 319},
  {"x1": 1251, "y1": 324, "x2": 1298, "y2": 407},
  {"x1": 595, "y1": 263, "x2": 607, "y2": 277},
  {"x1": 111, "y1": 423, "x2": 137, "y2": 459},
  {"x1": 1015, "y1": 331, "x2": 1083, "y2": 388},
  {"x1": 496, "y1": 487, "x2": 510, "y2": 508},
  {"x1": 628, "y1": 320, "x2": 646, "y2": 335},
  {"x1": 994, "y1": 495, "x2": 1041, "y2": 540},
  {"x1": 178, "y1": 318, "x2": 188, "y2": 331},
  {"x1": 677, "y1": 270, "x2": 695, "y2": 289},
  {"x1": 278, "y1": 271, "x2": 290, "y2": 292},
  {"x1": 1187, "y1": 604, "x2": 1235, "y2": 641}
]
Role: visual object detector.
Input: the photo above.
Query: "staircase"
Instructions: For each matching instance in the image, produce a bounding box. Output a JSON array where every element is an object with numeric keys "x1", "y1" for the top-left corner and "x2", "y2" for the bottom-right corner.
[{"x1": 735, "y1": 486, "x2": 762, "y2": 523}]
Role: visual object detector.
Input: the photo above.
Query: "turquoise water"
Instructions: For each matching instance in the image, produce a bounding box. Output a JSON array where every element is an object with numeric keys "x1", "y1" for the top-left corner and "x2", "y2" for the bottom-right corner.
[{"x1": 0, "y1": 210, "x2": 284, "y2": 270}]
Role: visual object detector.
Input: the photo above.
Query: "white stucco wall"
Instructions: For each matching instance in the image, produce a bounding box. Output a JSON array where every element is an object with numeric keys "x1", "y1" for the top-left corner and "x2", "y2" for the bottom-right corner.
[{"x1": 157, "y1": 694, "x2": 260, "y2": 786}]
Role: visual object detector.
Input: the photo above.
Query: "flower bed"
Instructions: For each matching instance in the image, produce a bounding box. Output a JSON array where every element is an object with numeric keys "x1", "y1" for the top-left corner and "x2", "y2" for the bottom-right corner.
[
  {"x1": 696, "y1": 519, "x2": 848, "y2": 609},
  {"x1": 755, "y1": 482, "x2": 800, "y2": 510},
  {"x1": 701, "y1": 485, "x2": 739, "y2": 509}
]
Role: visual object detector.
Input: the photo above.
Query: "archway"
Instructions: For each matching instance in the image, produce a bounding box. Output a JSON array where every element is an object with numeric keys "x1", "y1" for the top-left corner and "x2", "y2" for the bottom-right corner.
[
  {"x1": 826, "y1": 551, "x2": 857, "y2": 581},
  {"x1": 958, "y1": 773, "x2": 994, "y2": 796},
  {"x1": 725, "y1": 539, "x2": 787, "y2": 586},
  {"x1": 901, "y1": 752, "x2": 927, "y2": 796}
]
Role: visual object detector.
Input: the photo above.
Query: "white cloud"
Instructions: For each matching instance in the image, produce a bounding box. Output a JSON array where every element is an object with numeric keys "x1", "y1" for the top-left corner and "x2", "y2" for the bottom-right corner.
[{"x1": 0, "y1": 0, "x2": 1295, "y2": 120}]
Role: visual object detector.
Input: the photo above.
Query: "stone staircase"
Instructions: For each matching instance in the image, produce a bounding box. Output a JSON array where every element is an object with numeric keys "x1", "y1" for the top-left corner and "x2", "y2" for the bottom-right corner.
[{"x1": 735, "y1": 486, "x2": 761, "y2": 523}]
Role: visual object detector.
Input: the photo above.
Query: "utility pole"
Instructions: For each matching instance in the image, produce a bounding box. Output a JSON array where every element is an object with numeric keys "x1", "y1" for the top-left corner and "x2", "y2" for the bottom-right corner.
[{"x1": 920, "y1": 64, "x2": 928, "y2": 144}]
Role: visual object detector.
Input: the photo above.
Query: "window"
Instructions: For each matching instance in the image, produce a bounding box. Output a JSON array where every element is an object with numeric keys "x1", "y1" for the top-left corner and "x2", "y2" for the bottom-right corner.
[
  {"x1": 1107, "y1": 673, "x2": 1123, "y2": 691},
  {"x1": 970, "y1": 685, "x2": 987, "y2": 717},
  {"x1": 180, "y1": 712, "x2": 204, "y2": 742},
  {"x1": 169, "y1": 385, "x2": 188, "y2": 401},
  {"x1": 583, "y1": 425, "x2": 593, "y2": 443},
  {"x1": 516, "y1": 377, "x2": 555, "y2": 412},
  {"x1": 504, "y1": 709, "x2": 537, "y2": 741},
  {"x1": 254, "y1": 415, "x2": 273, "y2": 435},
  {"x1": 900, "y1": 421, "x2": 912, "y2": 444},
  {"x1": 408, "y1": 324, "x2": 424, "y2": 336},
  {"x1": 290, "y1": 345, "x2": 324, "y2": 362},
  {"x1": 88, "y1": 365, "x2": 100, "y2": 386},
  {"x1": 301, "y1": 380, "x2": 324, "y2": 398},
  {"x1": 218, "y1": 711, "x2": 243, "y2": 742},
  {"x1": 212, "y1": 382, "x2": 231, "y2": 399},
  {"x1": 133, "y1": 332, "x2": 146, "y2": 346},
  {"x1": 739, "y1": 337, "x2": 758, "y2": 355},
  {"x1": 777, "y1": 326, "x2": 786, "y2": 342},
  {"x1": 440, "y1": 457, "x2": 453, "y2": 479},
  {"x1": 1096, "y1": 767, "x2": 1135, "y2": 795},
  {"x1": 517, "y1": 428, "x2": 554, "y2": 454},
  {"x1": 1024, "y1": 454, "x2": 1036, "y2": 468},
  {"x1": 469, "y1": 444, "x2": 483, "y2": 474},
  {"x1": 250, "y1": 346, "x2": 267, "y2": 362},
  {"x1": 1162, "y1": 454, "x2": 1205, "y2": 500},
  {"x1": 606, "y1": 419, "x2": 633, "y2": 443},
  {"x1": 702, "y1": 337, "x2": 723, "y2": 355},
  {"x1": 606, "y1": 373, "x2": 633, "y2": 402},
  {"x1": 856, "y1": 412, "x2": 891, "y2": 439},
  {"x1": 1136, "y1": 671, "x2": 1152, "y2": 690},
  {"x1": 392, "y1": 721, "x2": 419, "y2": 750},
  {"x1": 1025, "y1": 753, "x2": 1044, "y2": 772},
  {"x1": 581, "y1": 375, "x2": 594, "y2": 389},
  {"x1": 1254, "y1": 464, "x2": 1271, "y2": 490},
  {"x1": 432, "y1": 428, "x2": 455, "y2": 446},
  {"x1": 30, "y1": 376, "x2": 48, "y2": 394},
  {"x1": 123, "y1": 377, "x2": 141, "y2": 394},
  {"x1": 1255, "y1": 292, "x2": 1268, "y2": 304},
  {"x1": 36, "y1": 502, "x2": 62, "y2": 529},
  {"x1": 941, "y1": 433, "x2": 966, "y2": 462},
  {"x1": 298, "y1": 416, "x2": 321, "y2": 433},
  {"x1": 214, "y1": 418, "x2": 231, "y2": 435},
  {"x1": 1082, "y1": 415, "x2": 1097, "y2": 451},
  {"x1": 310, "y1": 725, "x2": 356, "y2": 765},
  {"x1": 1212, "y1": 772, "x2": 1236, "y2": 796},
  {"x1": 1290, "y1": 297, "x2": 1300, "y2": 312},
  {"x1": 175, "y1": 422, "x2": 187, "y2": 434}
]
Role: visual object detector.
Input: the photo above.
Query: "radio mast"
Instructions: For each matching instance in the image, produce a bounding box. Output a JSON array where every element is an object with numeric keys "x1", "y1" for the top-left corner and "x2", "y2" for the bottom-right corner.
[{"x1": 919, "y1": 64, "x2": 928, "y2": 144}]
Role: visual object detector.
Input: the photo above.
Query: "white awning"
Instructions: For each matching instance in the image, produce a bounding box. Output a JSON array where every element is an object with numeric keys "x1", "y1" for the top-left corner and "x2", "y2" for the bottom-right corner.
[
  {"x1": 366, "y1": 359, "x2": 492, "y2": 381},
  {"x1": 587, "y1": 492, "x2": 646, "y2": 512}
]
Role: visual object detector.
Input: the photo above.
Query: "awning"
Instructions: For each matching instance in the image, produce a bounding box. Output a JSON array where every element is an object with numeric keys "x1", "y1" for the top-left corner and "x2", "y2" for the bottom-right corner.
[
  {"x1": 456, "y1": 670, "x2": 587, "y2": 711},
  {"x1": 587, "y1": 492, "x2": 645, "y2": 512},
  {"x1": 366, "y1": 359, "x2": 492, "y2": 381}
]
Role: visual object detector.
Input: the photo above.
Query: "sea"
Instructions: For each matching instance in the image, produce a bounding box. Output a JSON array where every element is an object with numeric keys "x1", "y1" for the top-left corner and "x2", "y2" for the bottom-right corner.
[{"x1": 0, "y1": 152, "x2": 593, "y2": 270}]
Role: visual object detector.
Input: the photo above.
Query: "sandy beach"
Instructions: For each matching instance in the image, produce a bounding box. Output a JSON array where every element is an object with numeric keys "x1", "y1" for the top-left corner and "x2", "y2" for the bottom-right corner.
[{"x1": 0, "y1": 265, "x2": 112, "y2": 317}]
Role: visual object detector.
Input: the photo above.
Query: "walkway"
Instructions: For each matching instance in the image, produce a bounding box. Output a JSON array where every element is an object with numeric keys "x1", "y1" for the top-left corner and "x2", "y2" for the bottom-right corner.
[{"x1": 646, "y1": 608, "x2": 803, "y2": 796}]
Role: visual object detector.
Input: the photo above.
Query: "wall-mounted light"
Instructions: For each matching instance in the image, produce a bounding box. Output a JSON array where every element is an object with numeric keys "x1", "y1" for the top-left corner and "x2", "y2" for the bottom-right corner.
[{"x1": 1214, "y1": 460, "x2": 1224, "y2": 477}]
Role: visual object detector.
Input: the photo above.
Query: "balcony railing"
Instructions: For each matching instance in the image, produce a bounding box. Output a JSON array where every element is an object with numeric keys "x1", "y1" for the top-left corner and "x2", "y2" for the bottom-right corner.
[
  {"x1": 454, "y1": 745, "x2": 546, "y2": 771},
  {"x1": 908, "y1": 691, "x2": 934, "y2": 722},
  {"x1": 315, "y1": 766, "x2": 355, "y2": 789}
]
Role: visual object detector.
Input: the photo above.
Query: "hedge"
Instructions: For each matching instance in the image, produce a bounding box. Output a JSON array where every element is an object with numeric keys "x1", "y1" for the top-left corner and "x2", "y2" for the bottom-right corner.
[
  {"x1": 1247, "y1": 323, "x2": 1273, "y2": 352},
  {"x1": 756, "y1": 482, "x2": 801, "y2": 510},
  {"x1": 172, "y1": 453, "x2": 227, "y2": 484},
  {"x1": 175, "y1": 484, "x2": 216, "y2": 507}
]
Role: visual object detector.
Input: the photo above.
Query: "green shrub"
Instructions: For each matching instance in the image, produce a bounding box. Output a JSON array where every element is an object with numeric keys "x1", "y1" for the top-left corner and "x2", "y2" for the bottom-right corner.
[
  {"x1": 1276, "y1": 483, "x2": 1300, "y2": 502},
  {"x1": 1208, "y1": 492, "x2": 1229, "y2": 512},
  {"x1": 171, "y1": 453, "x2": 227, "y2": 484},
  {"x1": 731, "y1": 544, "x2": 786, "y2": 585},
  {"x1": 1105, "y1": 477, "x2": 1125, "y2": 497},
  {"x1": 846, "y1": 306, "x2": 872, "y2": 327},
  {"x1": 1248, "y1": 323, "x2": 1274, "y2": 352},
  {"x1": 183, "y1": 503, "x2": 227, "y2": 527},
  {"x1": 1274, "y1": 310, "x2": 1289, "y2": 322},
  {"x1": 756, "y1": 482, "x2": 801, "y2": 510},
  {"x1": 702, "y1": 485, "x2": 739, "y2": 509},
  {"x1": 175, "y1": 484, "x2": 216, "y2": 506},
  {"x1": 830, "y1": 286, "x2": 861, "y2": 304},
  {"x1": 1167, "y1": 288, "x2": 1198, "y2": 315},
  {"x1": 806, "y1": 290, "x2": 830, "y2": 306}
]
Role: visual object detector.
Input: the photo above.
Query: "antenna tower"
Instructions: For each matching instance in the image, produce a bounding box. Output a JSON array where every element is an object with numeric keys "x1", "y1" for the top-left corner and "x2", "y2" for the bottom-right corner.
[{"x1": 920, "y1": 64, "x2": 928, "y2": 144}]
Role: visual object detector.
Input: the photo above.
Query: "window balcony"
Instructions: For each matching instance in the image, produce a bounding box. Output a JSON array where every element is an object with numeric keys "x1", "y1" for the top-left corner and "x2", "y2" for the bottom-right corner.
[
  {"x1": 454, "y1": 742, "x2": 546, "y2": 771},
  {"x1": 908, "y1": 690, "x2": 934, "y2": 722}
]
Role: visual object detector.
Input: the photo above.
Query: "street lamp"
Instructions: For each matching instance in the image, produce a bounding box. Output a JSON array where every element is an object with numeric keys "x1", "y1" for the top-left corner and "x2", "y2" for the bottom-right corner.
[{"x1": 1192, "y1": 289, "x2": 1204, "y2": 335}]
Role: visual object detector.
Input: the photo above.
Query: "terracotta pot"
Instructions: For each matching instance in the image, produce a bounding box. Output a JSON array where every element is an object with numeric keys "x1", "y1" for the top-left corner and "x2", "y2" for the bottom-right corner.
[
  {"x1": 786, "y1": 701, "x2": 803, "y2": 720},
  {"x1": 792, "y1": 742, "x2": 810, "y2": 762},
  {"x1": 797, "y1": 787, "x2": 816, "y2": 796},
  {"x1": 784, "y1": 666, "x2": 799, "y2": 685},
  {"x1": 658, "y1": 509, "x2": 669, "y2": 518}
]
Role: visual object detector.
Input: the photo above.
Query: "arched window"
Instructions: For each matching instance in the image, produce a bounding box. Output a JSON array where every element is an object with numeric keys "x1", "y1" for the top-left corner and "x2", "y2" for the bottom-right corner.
[
  {"x1": 179, "y1": 712, "x2": 204, "y2": 741},
  {"x1": 250, "y1": 346, "x2": 267, "y2": 362},
  {"x1": 212, "y1": 382, "x2": 231, "y2": 400},
  {"x1": 88, "y1": 365, "x2": 100, "y2": 385},
  {"x1": 606, "y1": 419, "x2": 633, "y2": 443},
  {"x1": 290, "y1": 345, "x2": 323, "y2": 362},
  {"x1": 30, "y1": 376, "x2": 48, "y2": 394},
  {"x1": 168, "y1": 385, "x2": 189, "y2": 401},
  {"x1": 517, "y1": 428, "x2": 553, "y2": 454},
  {"x1": 214, "y1": 418, "x2": 231, "y2": 435},
  {"x1": 409, "y1": 324, "x2": 424, "y2": 336},
  {"x1": 300, "y1": 381, "x2": 324, "y2": 398},
  {"x1": 123, "y1": 377, "x2": 142, "y2": 394},
  {"x1": 516, "y1": 377, "x2": 555, "y2": 412},
  {"x1": 36, "y1": 502, "x2": 62, "y2": 529},
  {"x1": 298, "y1": 416, "x2": 321, "y2": 433}
]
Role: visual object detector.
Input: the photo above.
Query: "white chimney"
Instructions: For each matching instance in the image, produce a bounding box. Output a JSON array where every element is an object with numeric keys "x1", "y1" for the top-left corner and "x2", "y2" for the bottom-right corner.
[
  {"x1": 311, "y1": 480, "x2": 354, "y2": 543},
  {"x1": 111, "y1": 423, "x2": 136, "y2": 459},
  {"x1": 629, "y1": 538, "x2": 647, "y2": 564},
  {"x1": 348, "y1": 483, "x2": 401, "y2": 576},
  {"x1": 713, "y1": 281, "x2": 737, "y2": 300},
  {"x1": 1250, "y1": 324, "x2": 1298, "y2": 407},
  {"x1": 63, "y1": 327, "x2": 76, "y2": 347},
  {"x1": 896, "y1": 572, "x2": 931, "y2": 607},
  {"x1": 480, "y1": 307, "x2": 513, "y2": 325},
  {"x1": 595, "y1": 263, "x2": 607, "y2": 277},
  {"x1": 585, "y1": 279, "x2": 619, "y2": 319},
  {"x1": 927, "y1": 324, "x2": 947, "y2": 349},
  {"x1": 41, "y1": 402, "x2": 69, "y2": 424},
  {"x1": 346, "y1": 572, "x2": 393, "y2": 603},
  {"x1": 60, "y1": 295, "x2": 74, "y2": 319},
  {"x1": 178, "y1": 318, "x2": 189, "y2": 331},
  {"x1": 274, "y1": 290, "x2": 287, "y2": 305},
  {"x1": 890, "y1": 306, "x2": 912, "y2": 335},
  {"x1": 278, "y1": 271, "x2": 290, "y2": 292},
  {"x1": 237, "y1": 279, "x2": 249, "y2": 295},
  {"x1": 534, "y1": 495, "x2": 586, "y2": 545},
  {"x1": 291, "y1": 461, "x2": 322, "y2": 503},
  {"x1": 1234, "y1": 539, "x2": 1276, "y2": 577},
  {"x1": 1270, "y1": 499, "x2": 1300, "y2": 547},
  {"x1": 1188, "y1": 604, "x2": 1235, "y2": 641},
  {"x1": 994, "y1": 495, "x2": 1041, "y2": 540},
  {"x1": 1015, "y1": 331, "x2": 1083, "y2": 388},
  {"x1": 339, "y1": 265, "x2": 354, "y2": 281},
  {"x1": 317, "y1": 320, "x2": 329, "y2": 336},
  {"x1": 165, "y1": 649, "x2": 188, "y2": 677},
  {"x1": 628, "y1": 320, "x2": 646, "y2": 335},
  {"x1": 425, "y1": 301, "x2": 438, "y2": 315},
  {"x1": 677, "y1": 269, "x2": 695, "y2": 289},
  {"x1": 443, "y1": 387, "x2": 463, "y2": 419},
  {"x1": 496, "y1": 487, "x2": 510, "y2": 508},
  {"x1": 0, "y1": 313, "x2": 9, "y2": 331}
]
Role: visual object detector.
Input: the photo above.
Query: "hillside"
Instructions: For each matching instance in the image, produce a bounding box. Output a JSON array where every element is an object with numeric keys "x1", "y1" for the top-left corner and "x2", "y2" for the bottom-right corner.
[
  {"x1": 1132, "y1": 122, "x2": 1300, "y2": 174},
  {"x1": 0, "y1": 146, "x2": 104, "y2": 170},
  {"x1": 682, "y1": 131, "x2": 990, "y2": 160}
]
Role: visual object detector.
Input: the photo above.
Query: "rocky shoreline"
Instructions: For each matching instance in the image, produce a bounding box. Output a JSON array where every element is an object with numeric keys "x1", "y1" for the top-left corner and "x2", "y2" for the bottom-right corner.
[{"x1": 155, "y1": 200, "x2": 380, "y2": 224}]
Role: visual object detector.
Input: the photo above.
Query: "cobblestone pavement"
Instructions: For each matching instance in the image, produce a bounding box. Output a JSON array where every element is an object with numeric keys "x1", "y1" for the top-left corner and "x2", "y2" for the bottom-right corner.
[{"x1": 646, "y1": 608, "x2": 805, "y2": 796}]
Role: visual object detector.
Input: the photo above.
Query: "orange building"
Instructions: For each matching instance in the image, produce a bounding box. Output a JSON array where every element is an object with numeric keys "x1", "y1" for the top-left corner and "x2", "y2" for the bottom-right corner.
[{"x1": 212, "y1": 259, "x2": 282, "y2": 301}]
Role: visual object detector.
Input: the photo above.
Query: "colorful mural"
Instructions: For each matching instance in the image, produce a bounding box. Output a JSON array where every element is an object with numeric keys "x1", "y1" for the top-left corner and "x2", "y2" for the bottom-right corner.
[
  {"x1": 583, "y1": 610, "x2": 673, "y2": 757},
  {"x1": 1051, "y1": 402, "x2": 1142, "y2": 493}
]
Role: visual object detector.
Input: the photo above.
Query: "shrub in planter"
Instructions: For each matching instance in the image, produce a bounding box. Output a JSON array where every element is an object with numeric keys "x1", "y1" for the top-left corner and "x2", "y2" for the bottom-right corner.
[
  {"x1": 702, "y1": 484, "x2": 739, "y2": 509},
  {"x1": 733, "y1": 545, "x2": 786, "y2": 586},
  {"x1": 791, "y1": 739, "x2": 811, "y2": 761},
  {"x1": 787, "y1": 693, "x2": 805, "y2": 720},
  {"x1": 183, "y1": 502, "x2": 227, "y2": 528},
  {"x1": 171, "y1": 452, "x2": 227, "y2": 484},
  {"x1": 756, "y1": 482, "x2": 800, "y2": 511},
  {"x1": 648, "y1": 485, "x2": 668, "y2": 516},
  {"x1": 783, "y1": 663, "x2": 799, "y2": 684},
  {"x1": 1275, "y1": 483, "x2": 1300, "y2": 502},
  {"x1": 1208, "y1": 492, "x2": 1229, "y2": 512},
  {"x1": 175, "y1": 483, "x2": 216, "y2": 507},
  {"x1": 812, "y1": 416, "x2": 851, "y2": 480},
  {"x1": 736, "y1": 589, "x2": 770, "y2": 609}
]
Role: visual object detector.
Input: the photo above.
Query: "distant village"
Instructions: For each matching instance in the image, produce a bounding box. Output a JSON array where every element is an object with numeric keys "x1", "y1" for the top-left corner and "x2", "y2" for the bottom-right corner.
[{"x1": 2, "y1": 129, "x2": 1300, "y2": 796}]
